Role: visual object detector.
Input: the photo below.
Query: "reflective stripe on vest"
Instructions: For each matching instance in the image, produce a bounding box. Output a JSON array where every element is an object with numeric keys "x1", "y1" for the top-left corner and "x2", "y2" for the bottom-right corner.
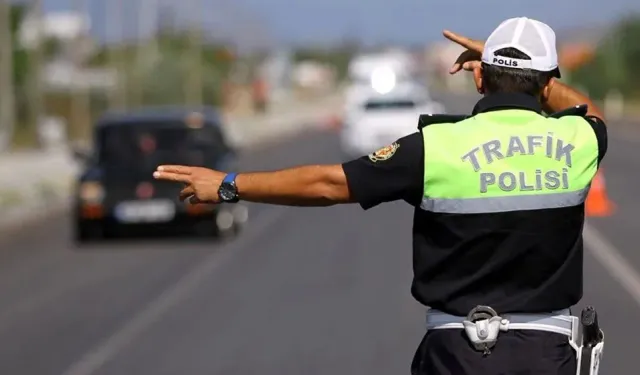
[{"x1": 420, "y1": 110, "x2": 599, "y2": 214}]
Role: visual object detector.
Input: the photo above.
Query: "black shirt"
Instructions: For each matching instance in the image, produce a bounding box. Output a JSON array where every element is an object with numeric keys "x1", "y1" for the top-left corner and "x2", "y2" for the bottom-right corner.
[{"x1": 342, "y1": 93, "x2": 608, "y2": 315}]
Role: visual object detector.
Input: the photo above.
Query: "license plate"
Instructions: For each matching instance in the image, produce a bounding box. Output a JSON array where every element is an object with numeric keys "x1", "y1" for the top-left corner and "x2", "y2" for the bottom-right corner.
[{"x1": 114, "y1": 200, "x2": 176, "y2": 223}]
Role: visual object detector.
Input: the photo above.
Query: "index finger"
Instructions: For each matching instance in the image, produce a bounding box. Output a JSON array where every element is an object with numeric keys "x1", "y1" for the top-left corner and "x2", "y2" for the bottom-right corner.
[
  {"x1": 153, "y1": 171, "x2": 191, "y2": 183},
  {"x1": 156, "y1": 165, "x2": 192, "y2": 174},
  {"x1": 442, "y1": 30, "x2": 484, "y2": 52}
]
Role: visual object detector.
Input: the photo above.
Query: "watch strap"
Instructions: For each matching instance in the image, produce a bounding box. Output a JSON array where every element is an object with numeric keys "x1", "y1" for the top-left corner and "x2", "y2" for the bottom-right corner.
[
  {"x1": 222, "y1": 172, "x2": 238, "y2": 185},
  {"x1": 218, "y1": 173, "x2": 239, "y2": 202}
]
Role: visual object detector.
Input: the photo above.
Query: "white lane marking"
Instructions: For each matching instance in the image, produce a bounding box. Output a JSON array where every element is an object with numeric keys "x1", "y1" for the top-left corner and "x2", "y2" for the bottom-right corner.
[
  {"x1": 61, "y1": 207, "x2": 287, "y2": 375},
  {"x1": 583, "y1": 222, "x2": 640, "y2": 306}
]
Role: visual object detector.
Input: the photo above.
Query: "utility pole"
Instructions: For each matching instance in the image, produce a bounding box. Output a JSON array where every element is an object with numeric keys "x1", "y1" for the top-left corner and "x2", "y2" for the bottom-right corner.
[
  {"x1": 0, "y1": 1, "x2": 15, "y2": 152},
  {"x1": 70, "y1": 0, "x2": 91, "y2": 140},
  {"x1": 106, "y1": 0, "x2": 126, "y2": 110},
  {"x1": 185, "y1": 0, "x2": 202, "y2": 106},
  {"x1": 27, "y1": 0, "x2": 43, "y2": 148}
]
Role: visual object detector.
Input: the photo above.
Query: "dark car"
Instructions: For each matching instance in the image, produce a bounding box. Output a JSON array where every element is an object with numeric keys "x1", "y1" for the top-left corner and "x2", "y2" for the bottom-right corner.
[{"x1": 71, "y1": 107, "x2": 248, "y2": 243}]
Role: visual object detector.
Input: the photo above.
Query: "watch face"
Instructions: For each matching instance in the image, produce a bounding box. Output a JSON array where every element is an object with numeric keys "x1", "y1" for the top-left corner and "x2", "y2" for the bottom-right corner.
[{"x1": 219, "y1": 183, "x2": 237, "y2": 201}]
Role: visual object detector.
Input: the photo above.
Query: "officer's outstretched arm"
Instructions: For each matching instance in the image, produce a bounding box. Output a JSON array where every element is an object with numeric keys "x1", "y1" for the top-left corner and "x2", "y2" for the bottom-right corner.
[
  {"x1": 155, "y1": 135, "x2": 421, "y2": 207},
  {"x1": 542, "y1": 79, "x2": 605, "y2": 121},
  {"x1": 234, "y1": 164, "x2": 355, "y2": 206}
]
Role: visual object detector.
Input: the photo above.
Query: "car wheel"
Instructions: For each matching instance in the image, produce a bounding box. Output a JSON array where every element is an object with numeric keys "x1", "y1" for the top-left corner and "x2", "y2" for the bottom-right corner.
[
  {"x1": 193, "y1": 219, "x2": 218, "y2": 238},
  {"x1": 74, "y1": 222, "x2": 104, "y2": 245},
  {"x1": 215, "y1": 209, "x2": 237, "y2": 239},
  {"x1": 193, "y1": 216, "x2": 233, "y2": 239},
  {"x1": 231, "y1": 204, "x2": 249, "y2": 235}
]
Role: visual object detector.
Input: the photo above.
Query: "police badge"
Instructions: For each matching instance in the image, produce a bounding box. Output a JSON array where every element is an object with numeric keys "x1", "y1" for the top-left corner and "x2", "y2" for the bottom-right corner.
[{"x1": 368, "y1": 142, "x2": 400, "y2": 162}]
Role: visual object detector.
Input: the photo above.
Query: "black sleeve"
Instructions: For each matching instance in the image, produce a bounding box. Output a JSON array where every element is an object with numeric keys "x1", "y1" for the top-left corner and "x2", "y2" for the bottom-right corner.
[
  {"x1": 585, "y1": 115, "x2": 607, "y2": 165},
  {"x1": 341, "y1": 132, "x2": 424, "y2": 210}
]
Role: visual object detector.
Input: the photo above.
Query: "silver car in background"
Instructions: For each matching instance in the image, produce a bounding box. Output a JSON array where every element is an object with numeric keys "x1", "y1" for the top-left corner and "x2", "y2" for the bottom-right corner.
[{"x1": 341, "y1": 81, "x2": 445, "y2": 158}]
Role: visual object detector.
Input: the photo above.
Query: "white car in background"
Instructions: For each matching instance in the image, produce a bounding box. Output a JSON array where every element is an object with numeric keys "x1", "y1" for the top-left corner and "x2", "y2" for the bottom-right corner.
[{"x1": 340, "y1": 81, "x2": 445, "y2": 158}]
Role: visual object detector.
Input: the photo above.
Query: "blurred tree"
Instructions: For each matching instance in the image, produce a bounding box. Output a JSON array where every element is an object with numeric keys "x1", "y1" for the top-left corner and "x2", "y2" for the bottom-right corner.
[
  {"x1": 570, "y1": 14, "x2": 640, "y2": 100},
  {"x1": 5, "y1": 2, "x2": 73, "y2": 147},
  {"x1": 293, "y1": 39, "x2": 359, "y2": 81},
  {"x1": 86, "y1": 29, "x2": 234, "y2": 109},
  {"x1": 9, "y1": 2, "x2": 57, "y2": 147},
  {"x1": 42, "y1": 37, "x2": 63, "y2": 58},
  {"x1": 9, "y1": 4, "x2": 29, "y2": 90}
]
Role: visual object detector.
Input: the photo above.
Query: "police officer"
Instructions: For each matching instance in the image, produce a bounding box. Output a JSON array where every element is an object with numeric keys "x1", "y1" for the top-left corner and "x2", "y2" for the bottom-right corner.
[{"x1": 153, "y1": 17, "x2": 606, "y2": 375}]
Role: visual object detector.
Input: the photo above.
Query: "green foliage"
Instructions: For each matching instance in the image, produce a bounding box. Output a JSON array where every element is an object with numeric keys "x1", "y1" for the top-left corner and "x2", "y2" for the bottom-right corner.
[
  {"x1": 9, "y1": 3, "x2": 29, "y2": 88},
  {"x1": 86, "y1": 31, "x2": 235, "y2": 107},
  {"x1": 293, "y1": 41, "x2": 359, "y2": 80},
  {"x1": 570, "y1": 14, "x2": 640, "y2": 100},
  {"x1": 130, "y1": 52, "x2": 223, "y2": 106},
  {"x1": 5, "y1": 3, "x2": 240, "y2": 147},
  {"x1": 7, "y1": 2, "x2": 67, "y2": 146}
]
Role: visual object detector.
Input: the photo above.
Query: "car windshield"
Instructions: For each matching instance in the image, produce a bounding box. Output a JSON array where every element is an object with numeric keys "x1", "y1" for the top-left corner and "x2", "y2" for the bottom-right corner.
[
  {"x1": 364, "y1": 99, "x2": 416, "y2": 111},
  {"x1": 97, "y1": 121, "x2": 226, "y2": 177}
]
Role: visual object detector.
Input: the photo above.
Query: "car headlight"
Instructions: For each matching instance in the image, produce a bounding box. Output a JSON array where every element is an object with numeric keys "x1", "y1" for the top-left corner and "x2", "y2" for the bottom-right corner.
[
  {"x1": 371, "y1": 67, "x2": 396, "y2": 94},
  {"x1": 79, "y1": 182, "x2": 104, "y2": 202}
]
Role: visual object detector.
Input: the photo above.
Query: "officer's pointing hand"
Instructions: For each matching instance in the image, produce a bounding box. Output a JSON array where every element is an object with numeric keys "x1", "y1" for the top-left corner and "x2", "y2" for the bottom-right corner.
[
  {"x1": 443, "y1": 30, "x2": 485, "y2": 74},
  {"x1": 153, "y1": 165, "x2": 224, "y2": 204}
]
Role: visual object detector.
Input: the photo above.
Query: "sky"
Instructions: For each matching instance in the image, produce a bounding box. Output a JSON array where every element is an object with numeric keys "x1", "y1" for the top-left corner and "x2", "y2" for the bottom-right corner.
[{"x1": 37, "y1": 0, "x2": 640, "y2": 47}]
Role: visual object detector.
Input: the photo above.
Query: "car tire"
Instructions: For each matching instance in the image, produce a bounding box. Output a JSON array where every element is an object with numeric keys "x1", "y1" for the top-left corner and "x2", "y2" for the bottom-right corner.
[
  {"x1": 193, "y1": 218, "x2": 232, "y2": 240},
  {"x1": 74, "y1": 222, "x2": 104, "y2": 245},
  {"x1": 215, "y1": 209, "x2": 238, "y2": 240},
  {"x1": 192, "y1": 205, "x2": 248, "y2": 240},
  {"x1": 231, "y1": 204, "x2": 248, "y2": 235}
]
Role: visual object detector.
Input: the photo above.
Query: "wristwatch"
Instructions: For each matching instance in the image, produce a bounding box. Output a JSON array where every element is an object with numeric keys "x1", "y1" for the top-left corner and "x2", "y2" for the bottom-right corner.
[{"x1": 218, "y1": 173, "x2": 239, "y2": 203}]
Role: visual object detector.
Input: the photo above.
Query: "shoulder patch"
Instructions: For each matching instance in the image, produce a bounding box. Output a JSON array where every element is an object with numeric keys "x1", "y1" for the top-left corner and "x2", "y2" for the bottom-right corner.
[{"x1": 368, "y1": 142, "x2": 399, "y2": 162}]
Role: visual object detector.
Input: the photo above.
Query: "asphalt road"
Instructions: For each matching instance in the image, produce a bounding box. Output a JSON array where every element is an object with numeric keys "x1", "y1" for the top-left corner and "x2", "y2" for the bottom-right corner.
[{"x1": 0, "y1": 93, "x2": 638, "y2": 375}]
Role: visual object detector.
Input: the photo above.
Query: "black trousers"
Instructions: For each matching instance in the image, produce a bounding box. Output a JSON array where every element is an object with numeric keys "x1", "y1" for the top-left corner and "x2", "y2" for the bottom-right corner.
[{"x1": 411, "y1": 329, "x2": 577, "y2": 375}]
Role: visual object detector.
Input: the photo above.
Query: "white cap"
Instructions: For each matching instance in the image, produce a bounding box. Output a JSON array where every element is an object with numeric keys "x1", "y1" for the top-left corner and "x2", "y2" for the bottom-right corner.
[{"x1": 481, "y1": 17, "x2": 560, "y2": 77}]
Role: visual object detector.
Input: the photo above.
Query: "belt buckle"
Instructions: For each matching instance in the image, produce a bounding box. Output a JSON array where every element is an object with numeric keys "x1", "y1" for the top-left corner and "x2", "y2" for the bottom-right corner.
[
  {"x1": 464, "y1": 305, "x2": 501, "y2": 356},
  {"x1": 466, "y1": 305, "x2": 499, "y2": 324}
]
